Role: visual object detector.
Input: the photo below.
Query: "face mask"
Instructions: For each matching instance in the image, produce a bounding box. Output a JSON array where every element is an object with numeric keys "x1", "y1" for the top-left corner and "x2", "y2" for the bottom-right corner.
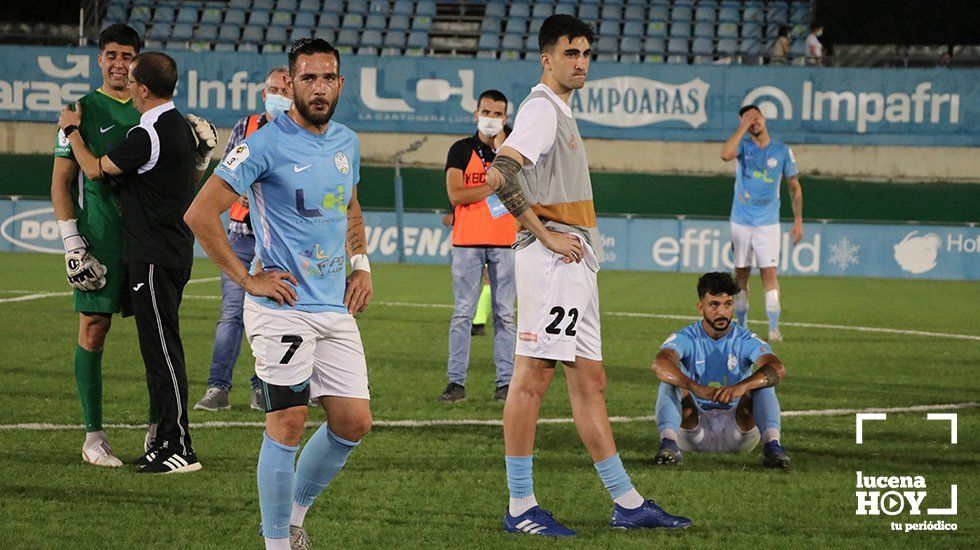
[
  {"x1": 477, "y1": 116, "x2": 504, "y2": 137},
  {"x1": 815, "y1": 30, "x2": 823, "y2": 37},
  {"x1": 264, "y1": 93, "x2": 292, "y2": 118}
]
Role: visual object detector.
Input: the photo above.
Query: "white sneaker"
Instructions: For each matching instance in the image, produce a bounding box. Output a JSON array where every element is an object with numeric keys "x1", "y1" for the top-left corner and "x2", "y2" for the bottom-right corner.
[
  {"x1": 82, "y1": 439, "x2": 123, "y2": 468},
  {"x1": 768, "y1": 329, "x2": 783, "y2": 343}
]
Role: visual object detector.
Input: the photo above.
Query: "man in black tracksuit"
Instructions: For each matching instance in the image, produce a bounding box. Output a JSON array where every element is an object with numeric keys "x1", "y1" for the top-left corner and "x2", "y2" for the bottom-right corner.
[{"x1": 59, "y1": 51, "x2": 218, "y2": 473}]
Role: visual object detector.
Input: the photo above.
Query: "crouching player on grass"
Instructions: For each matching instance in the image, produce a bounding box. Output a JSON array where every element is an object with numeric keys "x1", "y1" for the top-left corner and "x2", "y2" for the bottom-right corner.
[{"x1": 651, "y1": 272, "x2": 790, "y2": 468}]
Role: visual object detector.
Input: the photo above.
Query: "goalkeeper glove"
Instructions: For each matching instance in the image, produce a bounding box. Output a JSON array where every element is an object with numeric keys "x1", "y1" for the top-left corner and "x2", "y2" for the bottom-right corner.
[
  {"x1": 186, "y1": 113, "x2": 218, "y2": 170},
  {"x1": 58, "y1": 219, "x2": 107, "y2": 292}
]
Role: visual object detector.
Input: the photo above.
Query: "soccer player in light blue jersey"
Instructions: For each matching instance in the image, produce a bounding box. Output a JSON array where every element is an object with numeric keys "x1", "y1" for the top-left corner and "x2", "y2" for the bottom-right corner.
[
  {"x1": 185, "y1": 39, "x2": 373, "y2": 550},
  {"x1": 651, "y1": 272, "x2": 790, "y2": 468},
  {"x1": 720, "y1": 105, "x2": 804, "y2": 342}
]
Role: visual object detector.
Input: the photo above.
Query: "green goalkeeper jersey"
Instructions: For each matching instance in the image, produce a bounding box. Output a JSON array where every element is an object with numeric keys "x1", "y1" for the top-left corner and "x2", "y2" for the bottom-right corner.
[{"x1": 54, "y1": 88, "x2": 140, "y2": 260}]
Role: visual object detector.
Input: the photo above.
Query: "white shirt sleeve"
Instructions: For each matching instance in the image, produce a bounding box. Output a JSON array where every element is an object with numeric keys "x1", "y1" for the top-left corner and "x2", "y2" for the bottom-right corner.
[{"x1": 501, "y1": 97, "x2": 557, "y2": 166}]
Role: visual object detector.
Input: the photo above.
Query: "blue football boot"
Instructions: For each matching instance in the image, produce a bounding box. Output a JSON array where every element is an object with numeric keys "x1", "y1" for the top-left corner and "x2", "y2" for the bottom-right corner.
[
  {"x1": 503, "y1": 506, "x2": 576, "y2": 537},
  {"x1": 610, "y1": 500, "x2": 692, "y2": 530}
]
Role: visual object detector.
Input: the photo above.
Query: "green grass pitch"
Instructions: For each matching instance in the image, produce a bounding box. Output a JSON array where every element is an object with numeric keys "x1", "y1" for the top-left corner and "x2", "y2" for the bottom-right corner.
[{"x1": 0, "y1": 252, "x2": 977, "y2": 548}]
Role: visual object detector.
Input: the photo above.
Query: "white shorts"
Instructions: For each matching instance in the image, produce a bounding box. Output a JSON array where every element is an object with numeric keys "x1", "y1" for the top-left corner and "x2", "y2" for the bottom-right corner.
[
  {"x1": 677, "y1": 407, "x2": 760, "y2": 453},
  {"x1": 730, "y1": 221, "x2": 781, "y2": 269},
  {"x1": 515, "y1": 236, "x2": 602, "y2": 363},
  {"x1": 243, "y1": 300, "x2": 370, "y2": 400}
]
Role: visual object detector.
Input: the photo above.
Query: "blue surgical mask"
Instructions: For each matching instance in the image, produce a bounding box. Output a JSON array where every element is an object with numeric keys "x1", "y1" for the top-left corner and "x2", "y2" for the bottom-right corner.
[{"x1": 264, "y1": 93, "x2": 292, "y2": 118}]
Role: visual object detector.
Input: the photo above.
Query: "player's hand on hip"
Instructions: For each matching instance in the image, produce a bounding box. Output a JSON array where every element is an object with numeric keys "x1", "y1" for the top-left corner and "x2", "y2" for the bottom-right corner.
[
  {"x1": 58, "y1": 102, "x2": 82, "y2": 130},
  {"x1": 344, "y1": 269, "x2": 373, "y2": 315},
  {"x1": 791, "y1": 221, "x2": 803, "y2": 245},
  {"x1": 65, "y1": 248, "x2": 107, "y2": 292},
  {"x1": 542, "y1": 231, "x2": 584, "y2": 264},
  {"x1": 185, "y1": 113, "x2": 218, "y2": 169},
  {"x1": 245, "y1": 270, "x2": 299, "y2": 306}
]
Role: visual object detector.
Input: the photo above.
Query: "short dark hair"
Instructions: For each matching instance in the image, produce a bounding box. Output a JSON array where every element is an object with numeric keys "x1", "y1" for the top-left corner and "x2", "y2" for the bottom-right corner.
[
  {"x1": 288, "y1": 38, "x2": 340, "y2": 75},
  {"x1": 538, "y1": 14, "x2": 594, "y2": 53},
  {"x1": 811, "y1": 22, "x2": 823, "y2": 31},
  {"x1": 131, "y1": 52, "x2": 177, "y2": 99},
  {"x1": 738, "y1": 104, "x2": 760, "y2": 117},
  {"x1": 477, "y1": 89, "x2": 507, "y2": 111},
  {"x1": 697, "y1": 272, "x2": 741, "y2": 299},
  {"x1": 778, "y1": 25, "x2": 790, "y2": 38},
  {"x1": 99, "y1": 23, "x2": 141, "y2": 53}
]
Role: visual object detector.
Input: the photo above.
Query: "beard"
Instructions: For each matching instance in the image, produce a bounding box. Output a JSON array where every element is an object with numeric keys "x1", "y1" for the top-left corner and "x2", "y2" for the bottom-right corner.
[
  {"x1": 709, "y1": 315, "x2": 731, "y2": 331},
  {"x1": 295, "y1": 94, "x2": 337, "y2": 126}
]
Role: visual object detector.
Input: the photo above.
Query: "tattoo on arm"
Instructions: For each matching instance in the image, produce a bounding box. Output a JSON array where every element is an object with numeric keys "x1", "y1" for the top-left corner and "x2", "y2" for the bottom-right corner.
[
  {"x1": 758, "y1": 364, "x2": 780, "y2": 387},
  {"x1": 346, "y1": 214, "x2": 366, "y2": 256},
  {"x1": 489, "y1": 155, "x2": 529, "y2": 217}
]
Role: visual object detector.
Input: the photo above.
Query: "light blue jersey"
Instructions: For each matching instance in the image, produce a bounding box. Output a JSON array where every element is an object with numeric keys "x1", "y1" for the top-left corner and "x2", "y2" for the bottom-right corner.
[
  {"x1": 214, "y1": 113, "x2": 360, "y2": 313},
  {"x1": 730, "y1": 136, "x2": 798, "y2": 227},
  {"x1": 659, "y1": 321, "x2": 772, "y2": 410}
]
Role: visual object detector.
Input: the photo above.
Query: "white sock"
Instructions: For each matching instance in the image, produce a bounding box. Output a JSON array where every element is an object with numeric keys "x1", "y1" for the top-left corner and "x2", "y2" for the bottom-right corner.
[
  {"x1": 290, "y1": 503, "x2": 310, "y2": 527},
  {"x1": 659, "y1": 428, "x2": 679, "y2": 442},
  {"x1": 613, "y1": 487, "x2": 645, "y2": 509},
  {"x1": 264, "y1": 537, "x2": 290, "y2": 550},
  {"x1": 509, "y1": 494, "x2": 538, "y2": 516},
  {"x1": 763, "y1": 428, "x2": 781, "y2": 443},
  {"x1": 84, "y1": 430, "x2": 106, "y2": 448},
  {"x1": 764, "y1": 289, "x2": 780, "y2": 313}
]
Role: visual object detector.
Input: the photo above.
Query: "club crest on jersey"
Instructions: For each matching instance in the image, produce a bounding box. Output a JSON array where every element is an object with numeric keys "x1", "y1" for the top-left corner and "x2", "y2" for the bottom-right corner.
[
  {"x1": 727, "y1": 354, "x2": 738, "y2": 371},
  {"x1": 222, "y1": 143, "x2": 250, "y2": 170},
  {"x1": 57, "y1": 128, "x2": 69, "y2": 147},
  {"x1": 766, "y1": 157, "x2": 778, "y2": 168},
  {"x1": 335, "y1": 151, "x2": 350, "y2": 174}
]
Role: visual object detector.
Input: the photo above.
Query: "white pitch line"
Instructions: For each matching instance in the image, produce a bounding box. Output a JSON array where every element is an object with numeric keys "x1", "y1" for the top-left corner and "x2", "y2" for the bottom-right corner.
[
  {"x1": 0, "y1": 276, "x2": 222, "y2": 304},
  {"x1": 1, "y1": 402, "x2": 975, "y2": 431}
]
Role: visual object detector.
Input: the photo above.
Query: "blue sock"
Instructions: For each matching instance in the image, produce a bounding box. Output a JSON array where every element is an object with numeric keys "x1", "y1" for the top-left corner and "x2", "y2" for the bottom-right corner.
[
  {"x1": 293, "y1": 424, "x2": 359, "y2": 508},
  {"x1": 655, "y1": 382, "x2": 682, "y2": 439},
  {"x1": 594, "y1": 453, "x2": 634, "y2": 500},
  {"x1": 752, "y1": 387, "x2": 782, "y2": 440},
  {"x1": 765, "y1": 289, "x2": 780, "y2": 332},
  {"x1": 258, "y1": 432, "x2": 299, "y2": 540},
  {"x1": 505, "y1": 455, "x2": 534, "y2": 498},
  {"x1": 735, "y1": 290, "x2": 749, "y2": 325}
]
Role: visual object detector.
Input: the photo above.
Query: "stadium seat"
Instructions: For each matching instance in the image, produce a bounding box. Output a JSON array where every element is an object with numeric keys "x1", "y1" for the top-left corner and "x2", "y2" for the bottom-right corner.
[
  {"x1": 383, "y1": 30, "x2": 406, "y2": 48},
  {"x1": 417, "y1": 0, "x2": 436, "y2": 15},
  {"x1": 743, "y1": 5, "x2": 764, "y2": 24},
  {"x1": 369, "y1": 0, "x2": 389, "y2": 14},
  {"x1": 646, "y1": 21, "x2": 668, "y2": 38},
  {"x1": 248, "y1": 10, "x2": 271, "y2": 27},
  {"x1": 263, "y1": 44, "x2": 285, "y2": 53},
  {"x1": 130, "y1": 6, "x2": 151, "y2": 22},
  {"x1": 717, "y1": 22, "x2": 738, "y2": 38},
  {"x1": 717, "y1": 38, "x2": 737, "y2": 55},
  {"x1": 393, "y1": 0, "x2": 413, "y2": 15},
  {"x1": 510, "y1": 2, "x2": 530, "y2": 18},
  {"x1": 620, "y1": 36, "x2": 642, "y2": 55},
  {"x1": 407, "y1": 31, "x2": 427, "y2": 48},
  {"x1": 242, "y1": 26, "x2": 264, "y2": 43},
  {"x1": 476, "y1": 50, "x2": 496, "y2": 59},
  {"x1": 502, "y1": 34, "x2": 523, "y2": 51},
  {"x1": 648, "y1": 5, "x2": 669, "y2": 22},
  {"x1": 740, "y1": 39, "x2": 762, "y2": 54},
  {"x1": 597, "y1": 53, "x2": 618, "y2": 62},
  {"x1": 692, "y1": 37, "x2": 713, "y2": 54},
  {"x1": 193, "y1": 24, "x2": 217, "y2": 40},
  {"x1": 190, "y1": 41, "x2": 211, "y2": 52},
  {"x1": 412, "y1": 16, "x2": 432, "y2": 31},
  {"x1": 165, "y1": 40, "x2": 188, "y2": 51},
  {"x1": 601, "y1": 5, "x2": 621, "y2": 20},
  {"x1": 694, "y1": 22, "x2": 714, "y2": 37},
  {"x1": 670, "y1": 23, "x2": 691, "y2": 37},
  {"x1": 381, "y1": 47, "x2": 400, "y2": 56},
  {"x1": 336, "y1": 29, "x2": 358, "y2": 46},
  {"x1": 146, "y1": 24, "x2": 170, "y2": 40},
  {"x1": 694, "y1": 5, "x2": 715, "y2": 21},
  {"x1": 767, "y1": 4, "x2": 789, "y2": 25},
  {"x1": 294, "y1": 12, "x2": 315, "y2": 28},
  {"x1": 277, "y1": 0, "x2": 298, "y2": 11},
  {"x1": 718, "y1": 6, "x2": 739, "y2": 23},
  {"x1": 214, "y1": 42, "x2": 234, "y2": 51},
  {"x1": 290, "y1": 27, "x2": 313, "y2": 42},
  {"x1": 578, "y1": 5, "x2": 598, "y2": 21},
  {"x1": 199, "y1": 8, "x2": 221, "y2": 24},
  {"x1": 105, "y1": 3, "x2": 127, "y2": 21},
  {"x1": 298, "y1": 0, "x2": 319, "y2": 10},
  {"x1": 643, "y1": 36, "x2": 665, "y2": 54},
  {"x1": 343, "y1": 14, "x2": 364, "y2": 29},
  {"x1": 529, "y1": 17, "x2": 545, "y2": 35},
  {"x1": 478, "y1": 33, "x2": 500, "y2": 50},
  {"x1": 598, "y1": 20, "x2": 619, "y2": 37},
  {"x1": 623, "y1": 21, "x2": 643, "y2": 37},
  {"x1": 175, "y1": 7, "x2": 197, "y2": 24},
  {"x1": 313, "y1": 28, "x2": 334, "y2": 43},
  {"x1": 271, "y1": 12, "x2": 291, "y2": 26},
  {"x1": 667, "y1": 37, "x2": 688, "y2": 54},
  {"x1": 224, "y1": 9, "x2": 245, "y2": 26},
  {"x1": 267, "y1": 26, "x2": 288, "y2": 45},
  {"x1": 171, "y1": 23, "x2": 193, "y2": 40},
  {"x1": 152, "y1": 7, "x2": 175, "y2": 24},
  {"x1": 485, "y1": 4, "x2": 505, "y2": 18},
  {"x1": 594, "y1": 36, "x2": 615, "y2": 57},
  {"x1": 389, "y1": 15, "x2": 409, "y2": 30},
  {"x1": 555, "y1": 2, "x2": 575, "y2": 16},
  {"x1": 405, "y1": 47, "x2": 425, "y2": 56},
  {"x1": 667, "y1": 55, "x2": 687, "y2": 64},
  {"x1": 253, "y1": 0, "x2": 274, "y2": 10},
  {"x1": 144, "y1": 39, "x2": 163, "y2": 49},
  {"x1": 624, "y1": 5, "x2": 645, "y2": 20},
  {"x1": 504, "y1": 18, "x2": 526, "y2": 35},
  {"x1": 790, "y1": 40, "x2": 806, "y2": 57},
  {"x1": 218, "y1": 25, "x2": 240, "y2": 42},
  {"x1": 319, "y1": 13, "x2": 339, "y2": 28},
  {"x1": 364, "y1": 15, "x2": 386, "y2": 30},
  {"x1": 741, "y1": 22, "x2": 762, "y2": 41},
  {"x1": 347, "y1": 0, "x2": 369, "y2": 14},
  {"x1": 532, "y1": 3, "x2": 552, "y2": 18},
  {"x1": 238, "y1": 43, "x2": 258, "y2": 52},
  {"x1": 480, "y1": 17, "x2": 501, "y2": 33},
  {"x1": 228, "y1": 0, "x2": 250, "y2": 8},
  {"x1": 671, "y1": 3, "x2": 693, "y2": 22}
]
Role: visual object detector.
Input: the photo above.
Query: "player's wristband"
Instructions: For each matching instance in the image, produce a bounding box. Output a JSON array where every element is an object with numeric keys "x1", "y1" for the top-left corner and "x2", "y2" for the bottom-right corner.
[
  {"x1": 64, "y1": 125, "x2": 78, "y2": 137},
  {"x1": 57, "y1": 219, "x2": 86, "y2": 252},
  {"x1": 350, "y1": 254, "x2": 371, "y2": 273},
  {"x1": 195, "y1": 151, "x2": 213, "y2": 171},
  {"x1": 238, "y1": 272, "x2": 252, "y2": 289}
]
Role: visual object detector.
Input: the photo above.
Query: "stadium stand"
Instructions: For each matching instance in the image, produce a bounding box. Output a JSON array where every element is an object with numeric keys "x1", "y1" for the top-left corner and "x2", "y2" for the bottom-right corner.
[{"x1": 0, "y1": 0, "x2": 957, "y2": 67}]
